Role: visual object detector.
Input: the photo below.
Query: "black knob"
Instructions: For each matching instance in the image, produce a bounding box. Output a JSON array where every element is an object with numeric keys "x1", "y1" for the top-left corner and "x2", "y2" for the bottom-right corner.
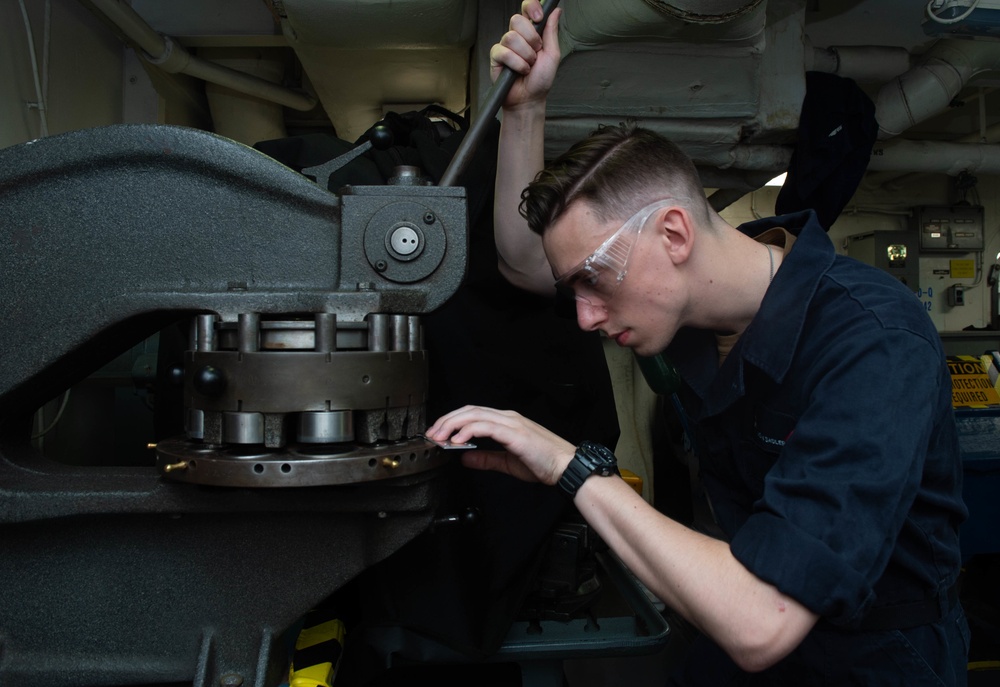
[
  {"x1": 369, "y1": 124, "x2": 393, "y2": 151},
  {"x1": 431, "y1": 506, "x2": 480, "y2": 531},
  {"x1": 193, "y1": 365, "x2": 226, "y2": 397}
]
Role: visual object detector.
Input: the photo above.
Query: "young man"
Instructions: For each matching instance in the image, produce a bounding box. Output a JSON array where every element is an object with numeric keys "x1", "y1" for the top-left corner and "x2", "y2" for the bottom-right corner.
[{"x1": 427, "y1": 2, "x2": 969, "y2": 683}]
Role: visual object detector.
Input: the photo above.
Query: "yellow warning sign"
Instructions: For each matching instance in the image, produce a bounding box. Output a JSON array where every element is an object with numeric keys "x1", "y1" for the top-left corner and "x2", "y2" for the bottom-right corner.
[
  {"x1": 949, "y1": 259, "x2": 975, "y2": 279},
  {"x1": 948, "y1": 355, "x2": 1000, "y2": 408}
]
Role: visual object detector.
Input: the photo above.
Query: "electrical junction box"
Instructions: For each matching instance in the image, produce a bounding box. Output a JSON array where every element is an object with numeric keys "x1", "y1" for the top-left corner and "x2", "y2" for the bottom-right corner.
[
  {"x1": 845, "y1": 230, "x2": 920, "y2": 293},
  {"x1": 912, "y1": 205, "x2": 985, "y2": 252},
  {"x1": 949, "y1": 284, "x2": 966, "y2": 307}
]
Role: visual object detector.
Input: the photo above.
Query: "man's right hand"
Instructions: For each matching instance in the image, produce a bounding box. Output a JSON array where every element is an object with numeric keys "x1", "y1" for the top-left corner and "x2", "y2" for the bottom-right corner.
[
  {"x1": 490, "y1": 0, "x2": 562, "y2": 111},
  {"x1": 490, "y1": 0, "x2": 563, "y2": 296}
]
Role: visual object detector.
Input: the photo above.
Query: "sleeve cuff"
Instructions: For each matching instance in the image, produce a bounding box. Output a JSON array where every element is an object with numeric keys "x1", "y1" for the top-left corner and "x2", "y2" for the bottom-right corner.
[{"x1": 730, "y1": 511, "x2": 876, "y2": 627}]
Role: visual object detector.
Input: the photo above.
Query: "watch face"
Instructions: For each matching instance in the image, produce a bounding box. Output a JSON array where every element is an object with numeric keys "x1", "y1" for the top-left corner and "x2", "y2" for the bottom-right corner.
[
  {"x1": 559, "y1": 442, "x2": 619, "y2": 498},
  {"x1": 579, "y1": 441, "x2": 618, "y2": 469},
  {"x1": 580, "y1": 441, "x2": 618, "y2": 465}
]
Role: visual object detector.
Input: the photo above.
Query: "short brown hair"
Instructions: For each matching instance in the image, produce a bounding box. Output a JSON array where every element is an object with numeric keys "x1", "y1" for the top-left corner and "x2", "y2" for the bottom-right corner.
[{"x1": 519, "y1": 122, "x2": 707, "y2": 235}]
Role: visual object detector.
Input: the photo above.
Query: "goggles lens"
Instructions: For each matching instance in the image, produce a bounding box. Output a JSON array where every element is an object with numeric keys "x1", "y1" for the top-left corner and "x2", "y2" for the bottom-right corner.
[{"x1": 554, "y1": 198, "x2": 682, "y2": 305}]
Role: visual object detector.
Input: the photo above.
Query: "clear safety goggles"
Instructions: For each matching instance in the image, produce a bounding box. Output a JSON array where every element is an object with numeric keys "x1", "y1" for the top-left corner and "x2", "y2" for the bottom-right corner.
[{"x1": 554, "y1": 198, "x2": 683, "y2": 306}]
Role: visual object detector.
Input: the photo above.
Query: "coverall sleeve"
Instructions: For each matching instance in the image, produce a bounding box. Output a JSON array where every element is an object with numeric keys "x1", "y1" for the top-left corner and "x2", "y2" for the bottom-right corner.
[{"x1": 728, "y1": 317, "x2": 952, "y2": 627}]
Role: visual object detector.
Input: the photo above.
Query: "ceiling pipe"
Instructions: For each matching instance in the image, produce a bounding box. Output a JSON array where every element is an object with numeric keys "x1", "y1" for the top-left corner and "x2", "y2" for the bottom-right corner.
[
  {"x1": 869, "y1": 88, "x2": 999, "y2": 189},
  {"x1": 873, "y1": 37, "x2": 1000, "y2": 140},
  {"x1": 705, "y1": 138, "x2": 1000, "y2": 208},
  {"x1": 807, "y1": 41, "x2": 1000, "y2": 186},
  {"x1": 700, "y1": 139, "x2": 1000, "y2": 177},
  {"x1": 808, "y1": 45, "x2": 912, "y2": 83},
  {"x1": 868, "y1": 138, "x2": 1000, "y2": 175},
  {"x1": 202, "y1": 49, "x2": 289, "y2": 146},
  {"x1": 86, "y1": 0, "x2": 318, "y2": 112},
  {"x1": 692, "y1": 138, "x2": 1000, "y2": 183}
]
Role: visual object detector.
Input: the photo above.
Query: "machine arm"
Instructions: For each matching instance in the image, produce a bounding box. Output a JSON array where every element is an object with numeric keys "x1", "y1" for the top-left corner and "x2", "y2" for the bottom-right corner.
[{"x1": 0, "y1": 124, "x2": 467, "y2": 417}]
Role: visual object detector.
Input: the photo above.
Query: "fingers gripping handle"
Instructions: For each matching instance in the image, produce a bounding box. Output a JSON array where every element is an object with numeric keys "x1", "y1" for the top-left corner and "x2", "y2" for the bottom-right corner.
[{"x1": 438, "y1": 0, "x2": 560, "y2": 188}]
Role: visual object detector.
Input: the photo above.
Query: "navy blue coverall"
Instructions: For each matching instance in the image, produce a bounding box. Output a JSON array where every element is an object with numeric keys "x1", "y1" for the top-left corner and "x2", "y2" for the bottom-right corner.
[{"x1": 666, "y1": 210, "x2": 969, "y2": 685}]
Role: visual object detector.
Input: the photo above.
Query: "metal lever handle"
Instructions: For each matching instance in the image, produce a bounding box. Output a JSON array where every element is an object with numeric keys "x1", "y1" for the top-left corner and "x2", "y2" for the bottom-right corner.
[
  {"x1": 430, "y1": 506, "x2": 481, "y2": 532},
  {"x1": 302, "y1": 124, "x2": 394, "y2": 190},
  {"x1": 438, "y1": 0, "x2": 560, "y2": 187}
]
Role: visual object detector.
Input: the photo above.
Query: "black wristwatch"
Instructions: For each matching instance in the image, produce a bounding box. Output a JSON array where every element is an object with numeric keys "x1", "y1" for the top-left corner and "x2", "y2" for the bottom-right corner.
[{"x1": 557, "y1": 441, "x2": 619, "y2": 498}]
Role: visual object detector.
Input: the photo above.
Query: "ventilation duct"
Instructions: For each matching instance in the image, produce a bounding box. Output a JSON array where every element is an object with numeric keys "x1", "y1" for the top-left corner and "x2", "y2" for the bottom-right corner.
[{"x1": 875, "y1": 37, "x2": 1000, "y2": 139}]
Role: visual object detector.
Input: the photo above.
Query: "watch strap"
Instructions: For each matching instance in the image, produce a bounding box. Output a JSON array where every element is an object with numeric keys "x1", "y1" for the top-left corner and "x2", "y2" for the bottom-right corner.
[{"x1": 557, "y1": 441, "x2": 618, "y2": 498}]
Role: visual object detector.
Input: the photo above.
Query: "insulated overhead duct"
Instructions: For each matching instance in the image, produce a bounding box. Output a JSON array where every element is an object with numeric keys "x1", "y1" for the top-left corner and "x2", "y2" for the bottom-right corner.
[
  {"x1": 556, "y1": 0, "x2": 766, "y2": 48},
  {"x1": 644, "y1": 0, "x2": 765, "y2": 24},
  {"x1": 540, "y1": 0, "x2": 803, "y2": 200},
  {"x1": 542, "y1": 0, "x2": 794, "y2": 149}
]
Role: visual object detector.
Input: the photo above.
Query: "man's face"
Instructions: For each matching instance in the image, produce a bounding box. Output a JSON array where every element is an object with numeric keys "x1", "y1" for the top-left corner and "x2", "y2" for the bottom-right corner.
[{"x1": 543, "y1": 201, "x2": 686, "y2": 356}]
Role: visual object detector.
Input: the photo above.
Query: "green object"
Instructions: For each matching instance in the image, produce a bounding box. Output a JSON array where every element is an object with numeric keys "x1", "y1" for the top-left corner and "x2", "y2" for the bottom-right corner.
[{"x1": 634, "y1": 352, "x2": 681, "y2": 395}]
